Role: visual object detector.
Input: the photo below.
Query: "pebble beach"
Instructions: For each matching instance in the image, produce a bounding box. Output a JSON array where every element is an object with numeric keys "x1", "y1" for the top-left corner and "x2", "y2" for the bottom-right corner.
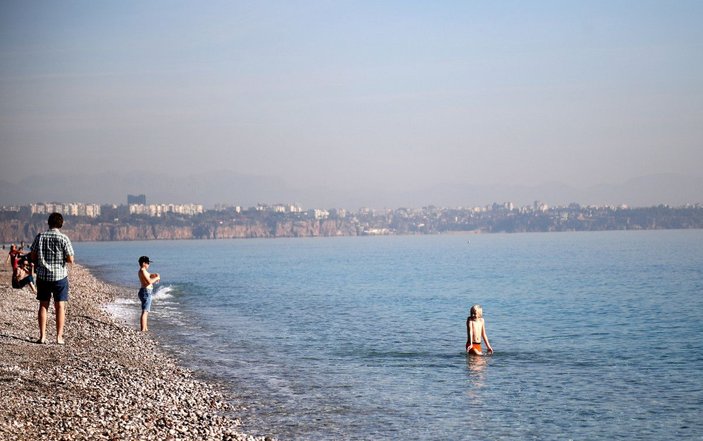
[{"x1": 0, "y1": 261, "x2": 272, "y2": 441}]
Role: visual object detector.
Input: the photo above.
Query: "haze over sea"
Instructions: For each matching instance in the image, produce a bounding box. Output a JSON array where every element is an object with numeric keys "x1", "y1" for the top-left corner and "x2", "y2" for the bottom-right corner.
[{"x1": 76, "y1": 230, "x2": 703, "y2": 440}]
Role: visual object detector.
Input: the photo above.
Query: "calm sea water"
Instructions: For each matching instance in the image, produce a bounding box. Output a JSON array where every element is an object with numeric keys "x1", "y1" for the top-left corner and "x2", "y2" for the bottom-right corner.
[{"x1": 75, "y1": 230, "x2": 703, "y2": 440}]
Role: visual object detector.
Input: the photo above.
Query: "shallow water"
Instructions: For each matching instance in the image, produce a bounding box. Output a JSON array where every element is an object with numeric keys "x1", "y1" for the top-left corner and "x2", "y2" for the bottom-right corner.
[{"x1": 77, "y1": 230, "x2": 703, "y2": 440}]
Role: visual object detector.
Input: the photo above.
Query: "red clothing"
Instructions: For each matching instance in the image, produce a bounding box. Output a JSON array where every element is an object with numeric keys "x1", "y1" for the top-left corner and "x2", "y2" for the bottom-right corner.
[
  {"x1": 466, "y1": 342, "x2": 482, "y2": 353},
  {"x1": 8, "y1": 250, "x2": 21, "y2": 270}
]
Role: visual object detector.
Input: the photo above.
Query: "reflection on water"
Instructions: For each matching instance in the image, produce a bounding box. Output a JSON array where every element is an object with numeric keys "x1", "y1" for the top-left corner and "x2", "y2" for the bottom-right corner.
[
  {"x1": 463, "y1": 352, "x2": 491, "y2": 435},
  {"x1": 465, "y1": 353, "x2": 489, "y2": 400}
]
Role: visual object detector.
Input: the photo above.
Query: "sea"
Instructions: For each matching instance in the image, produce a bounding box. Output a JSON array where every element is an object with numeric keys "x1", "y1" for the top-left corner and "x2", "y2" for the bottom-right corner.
[{"x1": 74, "y1": 230, "x2": 703, "y2": 440}]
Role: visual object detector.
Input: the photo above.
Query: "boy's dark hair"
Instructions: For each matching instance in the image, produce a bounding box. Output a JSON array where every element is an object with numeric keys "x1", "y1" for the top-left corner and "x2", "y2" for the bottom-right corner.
[{"x1": 48, "y1": 212, "x2": 64, "y2": 229}]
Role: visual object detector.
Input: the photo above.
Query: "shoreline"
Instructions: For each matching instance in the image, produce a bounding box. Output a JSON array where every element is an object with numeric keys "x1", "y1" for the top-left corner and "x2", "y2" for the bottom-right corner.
[{"x1": 0, "y1": 263, "x2": 273, "y2": 440}]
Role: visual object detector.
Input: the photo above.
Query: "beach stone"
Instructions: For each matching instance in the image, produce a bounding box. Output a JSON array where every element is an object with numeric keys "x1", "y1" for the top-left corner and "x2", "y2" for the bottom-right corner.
[{"x1": 0, "y1": 263, "x2": 275, "y2": 441}]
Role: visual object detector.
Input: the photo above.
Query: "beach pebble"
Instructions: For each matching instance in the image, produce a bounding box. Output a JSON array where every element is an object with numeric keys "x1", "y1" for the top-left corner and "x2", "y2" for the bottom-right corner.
[{"x1": 0, "y1": 264, "x2": 274, "y2": 441}]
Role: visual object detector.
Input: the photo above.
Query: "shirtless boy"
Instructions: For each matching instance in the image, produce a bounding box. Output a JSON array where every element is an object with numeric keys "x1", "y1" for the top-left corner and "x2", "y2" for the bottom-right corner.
[
  {"x1": 466, "y1": 304, "x2": 494, "y2": 355},
  {"x1": 137, "y1": 256, "x2": 160, "y2": 332}
]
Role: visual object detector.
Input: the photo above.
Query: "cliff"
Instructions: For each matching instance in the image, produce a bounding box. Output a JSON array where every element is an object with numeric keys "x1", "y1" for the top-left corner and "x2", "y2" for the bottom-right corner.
[
  {"x1": 4, "y1": 203, "x2": 701, "y2": 244},
  {"x1": 0, "y1": 218, "x2": 359, "y2": 243}
]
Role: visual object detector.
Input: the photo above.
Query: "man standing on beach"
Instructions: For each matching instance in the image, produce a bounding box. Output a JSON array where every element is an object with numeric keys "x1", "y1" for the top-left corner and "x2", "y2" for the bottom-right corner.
[{"x1": 30, "y1": 212, "x2": 74, "y2": 345}]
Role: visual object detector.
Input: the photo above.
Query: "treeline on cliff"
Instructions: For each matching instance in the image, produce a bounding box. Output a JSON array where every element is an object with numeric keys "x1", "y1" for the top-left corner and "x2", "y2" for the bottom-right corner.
[{"x1": 1, "y1": 204, "x2": 703, "y2": 243}]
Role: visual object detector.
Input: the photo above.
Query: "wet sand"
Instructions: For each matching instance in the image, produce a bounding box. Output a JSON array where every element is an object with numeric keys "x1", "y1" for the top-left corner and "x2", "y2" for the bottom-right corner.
[{"x1": 0, "y1": 262, "x2": 273, "y2": 441}]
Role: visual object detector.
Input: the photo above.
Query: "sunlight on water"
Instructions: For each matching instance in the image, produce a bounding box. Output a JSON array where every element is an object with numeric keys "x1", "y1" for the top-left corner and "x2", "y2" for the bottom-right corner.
[{"x1": 78, "y1": 231, "x2": 703, "y2": 440}]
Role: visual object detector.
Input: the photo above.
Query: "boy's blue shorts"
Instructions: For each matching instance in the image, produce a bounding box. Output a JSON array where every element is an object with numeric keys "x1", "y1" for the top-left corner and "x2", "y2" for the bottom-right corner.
[{"x1": 138, "y1": 287, "x2": 153, "y2": 312}]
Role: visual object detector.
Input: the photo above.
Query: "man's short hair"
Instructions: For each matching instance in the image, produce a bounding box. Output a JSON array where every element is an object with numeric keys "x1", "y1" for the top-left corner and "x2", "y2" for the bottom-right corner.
[{"x1": 48, "y1": 212, "x2": 64, "y2": 229}]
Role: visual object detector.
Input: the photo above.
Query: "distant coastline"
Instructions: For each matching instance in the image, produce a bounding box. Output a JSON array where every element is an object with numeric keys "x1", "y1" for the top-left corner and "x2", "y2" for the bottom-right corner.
[{"x1": 2, "y1": 203, "x2": 702, "y2": 243}]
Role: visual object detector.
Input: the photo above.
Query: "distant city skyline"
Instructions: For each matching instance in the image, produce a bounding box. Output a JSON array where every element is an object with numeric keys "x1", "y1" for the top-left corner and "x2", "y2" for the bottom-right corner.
[
  {"x1": 2, "y1": 1, "x2": 702, "y2": 208},
  {"x1": 3, "y1": 196, "x2": 702, "y2": 245}
]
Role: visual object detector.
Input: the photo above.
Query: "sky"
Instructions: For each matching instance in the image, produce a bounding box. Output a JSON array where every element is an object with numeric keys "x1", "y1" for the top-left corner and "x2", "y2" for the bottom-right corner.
[{"x1": 1, "y1": 1, "x2": 702, "y2": 208}]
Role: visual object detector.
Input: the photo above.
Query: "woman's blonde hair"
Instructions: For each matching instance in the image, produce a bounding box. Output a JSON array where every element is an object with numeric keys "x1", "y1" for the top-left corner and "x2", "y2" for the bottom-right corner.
[{"x1": 469, "y1": 304, "x2": 482, "y2": 319}]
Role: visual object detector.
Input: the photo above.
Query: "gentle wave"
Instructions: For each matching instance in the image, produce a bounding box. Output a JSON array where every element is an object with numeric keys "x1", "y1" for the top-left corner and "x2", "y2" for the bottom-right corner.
[{"x1": 153, "y1": 285, "x2": 175, "y2": 300}]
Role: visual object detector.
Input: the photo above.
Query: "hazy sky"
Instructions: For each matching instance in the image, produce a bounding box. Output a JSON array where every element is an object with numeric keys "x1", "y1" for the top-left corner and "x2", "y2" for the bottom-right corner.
[{"x1": 1, "y1": 1, "x2": 702, "y2": 205}]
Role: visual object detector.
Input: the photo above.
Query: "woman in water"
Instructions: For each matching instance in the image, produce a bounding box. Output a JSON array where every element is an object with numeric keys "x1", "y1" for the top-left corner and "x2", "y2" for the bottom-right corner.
[{"x1": 466, "y1": 304, "x2": 493, "y2": 355}]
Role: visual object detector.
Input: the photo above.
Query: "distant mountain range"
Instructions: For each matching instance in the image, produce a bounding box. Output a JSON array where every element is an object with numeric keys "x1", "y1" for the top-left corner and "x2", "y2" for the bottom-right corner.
[{"x1": 0, "y1": 171, "x2": 701, "y2": 209}]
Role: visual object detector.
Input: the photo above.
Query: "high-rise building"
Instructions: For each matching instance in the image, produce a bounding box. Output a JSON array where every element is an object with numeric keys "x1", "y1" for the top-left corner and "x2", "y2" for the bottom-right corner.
[{"x1": 128, "y1": 194, "x2": 146, "y2": 205}]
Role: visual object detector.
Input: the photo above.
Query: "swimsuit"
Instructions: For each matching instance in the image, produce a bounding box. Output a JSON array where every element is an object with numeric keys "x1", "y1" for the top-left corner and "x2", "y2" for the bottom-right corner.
[{"x1": 466, "y1": 342, "x2": 482, "y2": 352}]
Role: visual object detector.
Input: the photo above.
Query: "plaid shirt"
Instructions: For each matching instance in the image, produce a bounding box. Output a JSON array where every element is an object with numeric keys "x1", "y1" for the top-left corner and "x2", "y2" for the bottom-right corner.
[{"x1": 31, "y1": 228, "x2": 74, "y2": 281}]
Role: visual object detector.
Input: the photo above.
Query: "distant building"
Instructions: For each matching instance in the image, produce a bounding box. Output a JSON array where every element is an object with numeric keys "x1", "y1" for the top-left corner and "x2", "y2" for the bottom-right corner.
[
  {"x1": 29, "y1": 202, "x2": 101, "y2": 218},
  {"x1": 309, "y1": 209, "x2": 330, "y2": 220},
  {"x1": 214, "y1": 204, "x2": 242, "y2": 213},
  {"x1": 330, "y1": 208, "x2": 347, "y2": 218},
  {"x1": 534, "y1": 201, "x2": 549, "y2": 212},
  {"x1": 129, "y1": 203, "x2": 203, "y2": 217},
  {"x1": 128, "y1": 194, "x2": 146, "y2": 205}
]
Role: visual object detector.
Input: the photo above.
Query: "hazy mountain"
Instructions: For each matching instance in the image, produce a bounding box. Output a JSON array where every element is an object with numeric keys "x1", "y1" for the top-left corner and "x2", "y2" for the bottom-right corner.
[{"x1": 0, "y1": 171, "x2": 701, "y2": 209}]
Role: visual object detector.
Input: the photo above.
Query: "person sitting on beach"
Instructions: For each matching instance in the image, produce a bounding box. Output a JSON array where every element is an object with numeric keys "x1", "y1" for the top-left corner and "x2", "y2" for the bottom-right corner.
[
  {"x1": 137, "y1": 256, "x2": 160, "y2": 332},
  {"x1": 466, "y1": 304, "x2": 493, "y2": 355},
  {"x1": 12, "y1": 255, "x2": 37, "y2": 294}
]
